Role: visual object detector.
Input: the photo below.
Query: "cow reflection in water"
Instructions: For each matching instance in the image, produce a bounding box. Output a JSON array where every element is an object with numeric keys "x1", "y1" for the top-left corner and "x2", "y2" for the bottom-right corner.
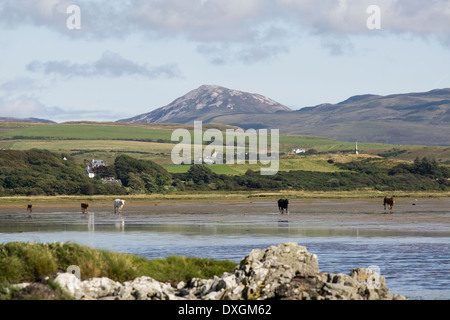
[
  {"x1": 115, "y1": 218, "x2": 125, "y2": 232},
  {"x1": 27, "y1": 204, "x2": 33, "y2": 219},
  {"x1": 278, "y1": 219, "x2": 289, "y2": 228},
  {"x1": 277, "y1": 199, "x2": 290, "y2": 228},
  {"x1": 88, "y1": 213, "x2": 95, "y2": 232}
]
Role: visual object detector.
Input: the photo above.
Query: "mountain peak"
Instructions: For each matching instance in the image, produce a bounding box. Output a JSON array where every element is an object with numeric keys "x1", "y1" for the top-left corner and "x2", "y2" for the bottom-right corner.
[{"x1": 118, "y1": 85, "x2": 292, "y2": 124}]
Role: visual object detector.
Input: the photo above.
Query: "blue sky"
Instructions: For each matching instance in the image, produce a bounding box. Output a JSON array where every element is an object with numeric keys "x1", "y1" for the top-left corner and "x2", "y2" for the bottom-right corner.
[{"x1": 1, "y1": 0, "x2": 450, "y2": 122}]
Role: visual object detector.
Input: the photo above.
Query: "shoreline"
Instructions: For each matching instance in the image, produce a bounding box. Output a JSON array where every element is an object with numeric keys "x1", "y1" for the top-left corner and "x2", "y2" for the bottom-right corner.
[{"x1": 0, "y1": 190, "x2": 449, "y2": 204}]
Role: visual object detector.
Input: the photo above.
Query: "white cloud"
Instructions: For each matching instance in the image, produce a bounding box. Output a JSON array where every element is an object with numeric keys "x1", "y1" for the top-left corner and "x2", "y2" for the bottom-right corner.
[
  {"x1": 1, "y1": 0, "x2": 450, "y2": 61},
  {"x1": 0, "y1": 95, "x2": 129, "y2": 122},
  {"x1": 0, "y1": 77, "x2": 41, "y2": 93},
  {"x1": 26, "y1": 51, "x2": 182, "y2": 79},
  {"x1": 0, "y1": 95, "x2": 50, "y2": 118}
]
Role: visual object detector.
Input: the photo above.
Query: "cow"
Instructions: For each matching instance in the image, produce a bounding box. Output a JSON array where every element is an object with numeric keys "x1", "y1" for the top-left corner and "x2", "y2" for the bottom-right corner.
[
  {"x1": 278, "y1": 199, "x2": 289, "y2": 214},
  {"x1": 81, "y1": 202, "x2": 89, "y2": 214},
  {"x1": 114, "y1": 199, "x2": 126, "y2": 214},
  {"x1": 27, "y1": 204, "x2": 32, "y2": 213},
  {"x1": 383, "y1": 197, "x2": 395, "y2": 210}
]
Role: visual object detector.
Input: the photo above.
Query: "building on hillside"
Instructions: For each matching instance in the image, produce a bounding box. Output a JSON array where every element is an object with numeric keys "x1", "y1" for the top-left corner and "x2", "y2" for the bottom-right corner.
[
  {"x1": 292, "y1": 148, "x2": 306, "y2": 154},
  {"x1": 198, "y1": 151, "x2": 219, "y2": 165},
  {"x1": 85, "y1": 159, "x2": 106, "y2": 178},
  {"x1": 90, "y1": 159, "x2": 106, "y2": 168},
  {"x1": 102, "y1": 177, "x2": 123, "y2": 186},
  {"x1": 85, "y1": 167, "x2": 95, "y2": 179}
]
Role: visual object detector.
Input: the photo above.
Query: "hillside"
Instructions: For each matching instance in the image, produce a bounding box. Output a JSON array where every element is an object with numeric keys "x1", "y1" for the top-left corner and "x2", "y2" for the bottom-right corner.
[
  {"x1": 118, "y1": 85, "x2": 292, "y2": 124},
  {"x1": 1, "y1": 122, "x2": 449, "y2": 170},
  {"x1": 227, "y1": 88, "x2": 450, "y2": 146},
  {"x1": 0, "y1": 150, "x2": 171, "y2": 197},
  {"x1": 0, "y1": 149, "x2": 126, "y2": 196},
  {"x1": 119, "y1": 87, "x2": 450, "y2": 146},
  {"x1": 0, "y1": 123, "x2": 448, "y2": 196}
]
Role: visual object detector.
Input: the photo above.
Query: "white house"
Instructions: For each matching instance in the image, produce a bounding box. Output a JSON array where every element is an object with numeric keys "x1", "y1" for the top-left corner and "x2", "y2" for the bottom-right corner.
[
  {"x1": 85, "y1": 159, "x2": 106, "y2": 178},
  {"x1": 199, "y1": 151, "x2": 219, "y2": 165},
  {"x1": 85, "y1": 167, "x2": 95, "y2": 178},
  {"x1": 292, "y1": 148, "x2": 306, "y2": 154},
  {"x1": 90, "y1": 159, "x2": 106, "y2": 168}
]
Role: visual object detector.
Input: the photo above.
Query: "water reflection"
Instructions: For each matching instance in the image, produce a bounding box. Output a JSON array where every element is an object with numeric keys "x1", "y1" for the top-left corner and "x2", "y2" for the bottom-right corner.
[
  {"x1": 115, "y1": 217, "x2": 125, "y2": 232},
  {"x1": 87, "y1": 213, "x2": 95, "y2": 232},
  {"x1": 277, "y1": 219, "x2": 289, "y2": 229}
]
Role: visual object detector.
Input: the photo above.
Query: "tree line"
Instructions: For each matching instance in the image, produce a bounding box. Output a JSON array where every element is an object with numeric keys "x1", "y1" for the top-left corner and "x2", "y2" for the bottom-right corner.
[
  {"x1": 0, "y1": 150, "x2": 448, "y2": 196},
  {"x1": 172, "y1": 157, "x2": 449, "y2": 192}
]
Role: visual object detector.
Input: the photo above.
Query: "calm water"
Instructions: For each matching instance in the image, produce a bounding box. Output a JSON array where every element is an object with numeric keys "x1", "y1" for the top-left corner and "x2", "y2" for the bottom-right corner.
[{"x1": 0, "y1": 198, "x2": 449, "y2": 300}]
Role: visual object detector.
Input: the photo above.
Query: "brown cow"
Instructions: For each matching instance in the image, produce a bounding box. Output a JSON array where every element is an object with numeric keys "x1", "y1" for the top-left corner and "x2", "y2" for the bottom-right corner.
[
  {"x1": 383, "y1": 197, "x2": 395, "y2": 210},
  {"x1": 81, "y1": 202, "x2": 89, "y2": 214},
  {"x1": 27, "y1": 204, "x2": 32, "y2": 213}
]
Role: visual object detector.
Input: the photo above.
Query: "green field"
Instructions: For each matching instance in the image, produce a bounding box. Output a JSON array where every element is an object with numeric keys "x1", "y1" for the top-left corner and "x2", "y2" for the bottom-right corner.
[
  {"x1": 4, "y1": 139, "x2": 176, "y2": 165},
  {"x1": 1, "y1": 122, "x2": 449, "y2": 174},
  {"x1": 0, "y1": 124, "x2": 174, "y2": 142}
]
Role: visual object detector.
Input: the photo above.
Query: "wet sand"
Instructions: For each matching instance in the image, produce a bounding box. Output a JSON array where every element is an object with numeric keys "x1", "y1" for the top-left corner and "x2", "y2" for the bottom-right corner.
[{"x1": 1, "y1": 198, "x2": 448, "y2": 235}]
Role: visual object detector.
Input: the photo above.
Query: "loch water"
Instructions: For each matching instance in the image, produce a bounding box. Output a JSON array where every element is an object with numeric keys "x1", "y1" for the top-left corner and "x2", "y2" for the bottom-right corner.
[{"x1": 0, "y1": 198, "x2": 449, "y2": 300}]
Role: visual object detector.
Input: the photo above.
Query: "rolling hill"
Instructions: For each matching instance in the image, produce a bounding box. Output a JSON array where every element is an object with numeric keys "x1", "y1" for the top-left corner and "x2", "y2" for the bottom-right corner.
[
  {"x1": 119, "y1": 86, "x2": 450, "y2": 146},
  {"x1": 1, "y1": 122, "x2": 449, "y2": 170}
]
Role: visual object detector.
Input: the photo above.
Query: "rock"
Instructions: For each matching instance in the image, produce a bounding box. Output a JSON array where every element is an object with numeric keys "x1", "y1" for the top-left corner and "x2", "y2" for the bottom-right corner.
[
  {"x1": 48, "y1": 243, "x2": 406, "y2": 300},
  {"x1": 10, "y1": 282, "x2": 31, "y2": 290},
  {"x1": 229, "y1": 242, "x2": 320, "y2": 300},
  {"x1": 81, "y1": 277, "x2": 122, "y2": 299},
  {"x1": 54, "y1": 273, "x2": 84, "y2": 299},
  {"x1": 118, "y1": 276, "x2": 177, "y2": 300}
]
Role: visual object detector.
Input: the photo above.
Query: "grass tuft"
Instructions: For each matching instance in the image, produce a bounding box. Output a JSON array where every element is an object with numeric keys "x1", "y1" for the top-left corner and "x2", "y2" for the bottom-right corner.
[{"x1": 0, "y1": 242, "x2": 237, "y2": 287}]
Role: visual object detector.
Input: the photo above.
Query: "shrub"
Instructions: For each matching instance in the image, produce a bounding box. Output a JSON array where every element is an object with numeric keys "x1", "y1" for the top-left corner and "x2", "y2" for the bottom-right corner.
[{"x1": 0, "y1": 242, "x2": 237, "y2": 286}]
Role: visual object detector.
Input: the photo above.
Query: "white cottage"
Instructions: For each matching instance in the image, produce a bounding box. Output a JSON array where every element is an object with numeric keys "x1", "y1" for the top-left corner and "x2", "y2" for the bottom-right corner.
[
  {"x1": 90, "y1": 159, "x2": 106, "y2": 168},
  {"x1": 292, "y1": 148, "x2": 306, "y2": 154}
]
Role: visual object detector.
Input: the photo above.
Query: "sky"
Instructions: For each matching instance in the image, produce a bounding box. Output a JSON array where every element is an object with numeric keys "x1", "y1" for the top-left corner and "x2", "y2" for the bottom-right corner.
[{"x1": 1, "y1": 0, "x2": 450, "y2": 123}]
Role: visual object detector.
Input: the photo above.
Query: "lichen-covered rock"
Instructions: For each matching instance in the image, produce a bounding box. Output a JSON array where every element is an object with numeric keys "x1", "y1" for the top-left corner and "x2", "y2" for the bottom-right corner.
[
  {"x1": 81, "y1": 277, "x2": 122, "y2": 299},
  {"x1": 118, "y1": 276, "x2": 177, "y2": 300},
  {"x1": 232, "y1": 242, "x2": 319, "y2": 299}
]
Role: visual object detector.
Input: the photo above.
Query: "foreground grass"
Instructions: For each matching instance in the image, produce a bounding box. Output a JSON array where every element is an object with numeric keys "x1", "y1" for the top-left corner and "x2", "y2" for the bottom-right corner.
[
  {"x1": 0, "y1": 242, "x2": 237, "y2": 299},
  {"x1": 0, "y1": 242, "x2": 236, "y2": 287}
]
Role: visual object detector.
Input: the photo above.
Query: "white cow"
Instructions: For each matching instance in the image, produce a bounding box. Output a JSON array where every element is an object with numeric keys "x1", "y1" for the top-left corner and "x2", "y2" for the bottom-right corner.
[{"x1": 114, "y1": 199, "x2": 126, "y2": 214}]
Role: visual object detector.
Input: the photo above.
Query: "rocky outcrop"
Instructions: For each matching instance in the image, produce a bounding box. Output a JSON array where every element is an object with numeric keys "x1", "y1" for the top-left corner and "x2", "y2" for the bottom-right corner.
[{"x1": 50, "y1": 243, "x2": 406, "y2": 300}]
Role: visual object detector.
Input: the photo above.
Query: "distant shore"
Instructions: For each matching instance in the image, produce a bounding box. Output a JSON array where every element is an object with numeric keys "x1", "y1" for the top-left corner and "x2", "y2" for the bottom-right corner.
[{"x1": 0, "y1": 190, "x2": 449, "y2": 205}]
